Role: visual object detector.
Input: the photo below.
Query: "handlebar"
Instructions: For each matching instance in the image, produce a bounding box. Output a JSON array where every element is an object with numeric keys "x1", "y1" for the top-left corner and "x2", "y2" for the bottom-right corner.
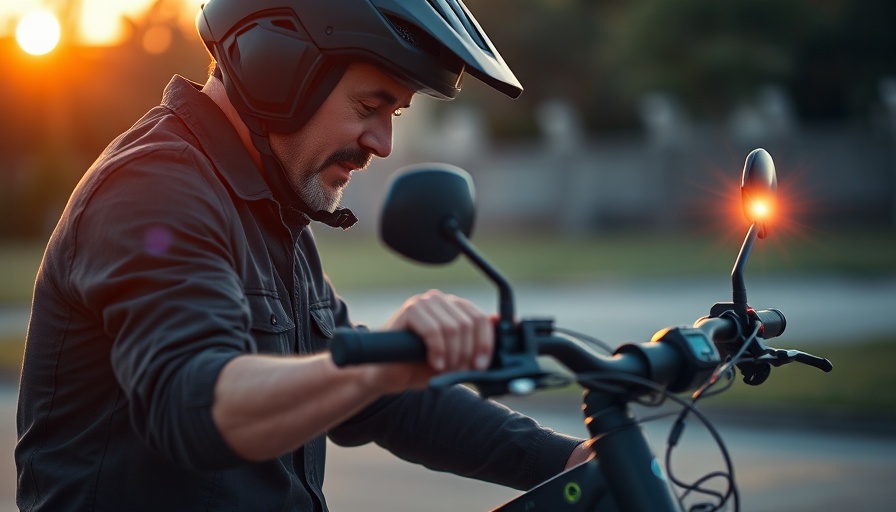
[
  {"x1": 329, "y1": 307, "x2": 828, "y2": 398},
  {"x1": 330, "y1": 330, "x2": 425, "y2": 366}
]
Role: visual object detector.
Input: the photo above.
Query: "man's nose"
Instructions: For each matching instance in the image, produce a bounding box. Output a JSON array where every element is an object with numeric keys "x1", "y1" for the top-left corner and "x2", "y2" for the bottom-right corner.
[{"x1": 359, "y1": 119, "x2": 393, "y2": 158}]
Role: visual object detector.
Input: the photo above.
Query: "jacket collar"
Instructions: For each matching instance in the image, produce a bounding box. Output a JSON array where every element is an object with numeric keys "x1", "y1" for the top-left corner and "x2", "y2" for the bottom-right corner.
[{"x1": 161, "y1": 75, "x2": 280, "y2": 205}]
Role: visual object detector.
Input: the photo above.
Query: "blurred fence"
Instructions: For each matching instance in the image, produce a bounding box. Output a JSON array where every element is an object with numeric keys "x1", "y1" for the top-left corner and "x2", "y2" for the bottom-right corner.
[{"x1": 343, "y1": 91, "x2": 896, "y2": 235}]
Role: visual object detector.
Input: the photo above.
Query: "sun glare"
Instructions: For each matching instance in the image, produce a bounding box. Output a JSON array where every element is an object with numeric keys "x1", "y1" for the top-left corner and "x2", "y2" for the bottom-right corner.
[{"x1": 16, "y1": 10, "x2": 61, "y2": 56}]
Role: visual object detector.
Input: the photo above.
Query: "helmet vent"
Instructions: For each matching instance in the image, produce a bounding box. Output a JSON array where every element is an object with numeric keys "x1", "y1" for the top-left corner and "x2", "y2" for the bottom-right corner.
[
  {"x1": 384, "y1": 14, "x2": 441, "y2": 57},
  {"x1": 270, "y1": 18, "x2": 299, "y2": 33},
  {"x1": 445, "y1": 0, "x2": 491, "y2": 55}
]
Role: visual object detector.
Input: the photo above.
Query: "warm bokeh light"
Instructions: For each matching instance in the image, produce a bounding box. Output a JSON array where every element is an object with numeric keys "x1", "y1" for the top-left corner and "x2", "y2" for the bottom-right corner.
[
  {"x1": 16, "y1": 10, "x2": 61, "y2": 56},
  {"x1": 0, "y1": 1, "x2": 205, "y2": 46}
]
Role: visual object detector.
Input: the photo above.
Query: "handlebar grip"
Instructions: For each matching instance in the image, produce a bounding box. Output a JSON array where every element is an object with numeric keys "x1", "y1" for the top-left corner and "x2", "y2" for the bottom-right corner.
[
  {"x1": 752, "y1": 308, "x2": 786, "y2": 338},
  {"x1": 330, "y1": 328, "x2": 426, "y2": 366}
]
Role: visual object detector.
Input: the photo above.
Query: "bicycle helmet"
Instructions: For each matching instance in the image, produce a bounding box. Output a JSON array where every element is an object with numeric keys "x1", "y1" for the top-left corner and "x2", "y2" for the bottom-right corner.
[{"x1": 196, "y1": 0, "x2": 522, "y2": 134}]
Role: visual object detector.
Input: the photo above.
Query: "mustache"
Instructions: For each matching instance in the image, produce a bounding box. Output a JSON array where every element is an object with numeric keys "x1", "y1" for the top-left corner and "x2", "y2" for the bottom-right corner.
[{"x1": 320, "y1": 147, "x2": 372, "y2": 172}]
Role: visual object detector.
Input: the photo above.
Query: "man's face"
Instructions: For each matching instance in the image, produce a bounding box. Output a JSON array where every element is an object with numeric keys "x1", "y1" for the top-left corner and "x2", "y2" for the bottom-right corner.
[{"x1": 269, "y1": 62, "x2": 414, "y2": 212}]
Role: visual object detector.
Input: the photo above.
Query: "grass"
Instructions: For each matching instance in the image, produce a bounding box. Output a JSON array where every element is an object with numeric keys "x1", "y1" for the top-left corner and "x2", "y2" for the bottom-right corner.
[
  {"x1": 0, "y1": 242, "x2": 43, "y2": 303},
  {"x1": 311, "y1": 226, "x2": 896, "y2": 291},
  {"x1": 0, "y1": 334, "x2": 23, "y2": 379}
]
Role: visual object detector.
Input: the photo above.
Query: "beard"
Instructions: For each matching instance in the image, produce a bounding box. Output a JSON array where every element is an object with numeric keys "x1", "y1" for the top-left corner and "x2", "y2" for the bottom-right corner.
[{"x1": 297, "y1": 146, "x2": 372, "y2": 212}]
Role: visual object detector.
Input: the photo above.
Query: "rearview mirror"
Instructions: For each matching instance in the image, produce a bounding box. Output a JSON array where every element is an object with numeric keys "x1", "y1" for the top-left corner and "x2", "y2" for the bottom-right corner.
[
  {"x1": 740, "y1": 148, "x2": 778, "y2": 237},
  {"x1": 379, "y1": 163, "x2": 476, "y2": 264}
]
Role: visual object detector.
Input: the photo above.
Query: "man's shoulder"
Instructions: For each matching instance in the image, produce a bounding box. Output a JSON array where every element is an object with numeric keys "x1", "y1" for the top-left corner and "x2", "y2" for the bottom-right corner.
[
  {"x1": 63, "y1": 108, "x2": 231, "y2": 230},
  {"x1": 101, "y1": 105, "x2": 209, "y2": 171}
]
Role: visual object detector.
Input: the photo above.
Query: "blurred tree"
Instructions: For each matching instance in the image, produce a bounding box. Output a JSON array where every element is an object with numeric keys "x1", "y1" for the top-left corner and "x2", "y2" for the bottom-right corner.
[
  {"x1": 599, "y1": 0, "x2": 820, "y2": 119},
  {"x1": 791, "y1": 0, "x2": 896, "y2": 121},
  {"x1": 462, "y1": 0, "x2": 896, "y2": 132},
  {"x1": 459, "y1": 0, "x2": 620, "y2": 136}
]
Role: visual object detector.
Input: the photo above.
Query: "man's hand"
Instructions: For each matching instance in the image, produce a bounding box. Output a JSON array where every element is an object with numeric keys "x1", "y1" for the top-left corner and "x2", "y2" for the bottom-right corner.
[
  {"x1": 368, "y1": 289, "x2": 494, "y2": 393},
  {"x1": 564, "y1": 441, "x2": 595, "y2": 470}
]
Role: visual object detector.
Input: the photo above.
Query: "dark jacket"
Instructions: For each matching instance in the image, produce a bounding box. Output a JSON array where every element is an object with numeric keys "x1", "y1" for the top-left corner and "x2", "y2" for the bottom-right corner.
[{"x1": 15, "y1": 76, "x2": 580, "y2": 511}]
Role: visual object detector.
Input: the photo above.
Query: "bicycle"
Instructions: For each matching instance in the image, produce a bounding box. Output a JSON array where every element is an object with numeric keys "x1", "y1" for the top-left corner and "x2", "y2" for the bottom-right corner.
[{"x1": 329, "y1": 148, "x2": 833, "y2": 511}]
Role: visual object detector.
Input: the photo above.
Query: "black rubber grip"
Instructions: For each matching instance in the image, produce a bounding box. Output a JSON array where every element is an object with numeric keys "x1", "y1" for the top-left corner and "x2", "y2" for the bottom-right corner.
[
  {"x1": 330, "y1": 328, "x2": 426, "y2": 366},
  {"x1": 753, "y1": 308, "x2": 786, "y2": 338}
]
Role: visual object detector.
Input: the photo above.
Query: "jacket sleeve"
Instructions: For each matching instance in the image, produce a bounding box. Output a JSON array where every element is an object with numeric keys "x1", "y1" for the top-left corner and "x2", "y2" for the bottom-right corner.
[
  {"x1": 69, "y1": 147, "x2": 250, "y2": 470},
  {"x1": 328, "y1": 384, "x2": 582, "y2": 491}
]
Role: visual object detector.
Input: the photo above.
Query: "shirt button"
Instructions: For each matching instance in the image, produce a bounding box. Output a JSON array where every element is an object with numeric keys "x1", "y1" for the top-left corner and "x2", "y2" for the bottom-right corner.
[{"x1": 270, "y1": 314, "x2": 278, "y2": 326}]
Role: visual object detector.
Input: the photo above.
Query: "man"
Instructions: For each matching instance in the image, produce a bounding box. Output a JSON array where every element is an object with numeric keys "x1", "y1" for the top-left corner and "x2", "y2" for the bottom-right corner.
[{"x1": 16, "y1": 1, "x2": 590, "y2": 510}]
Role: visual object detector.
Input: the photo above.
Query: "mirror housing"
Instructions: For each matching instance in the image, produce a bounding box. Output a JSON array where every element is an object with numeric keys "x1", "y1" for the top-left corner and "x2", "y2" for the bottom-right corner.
[
  {"x1": 740, "y1": 148, "x2": 778, "y2": 237},
  {"x1": 380, "y1": 163, "x2": 476, "y2": 264}
]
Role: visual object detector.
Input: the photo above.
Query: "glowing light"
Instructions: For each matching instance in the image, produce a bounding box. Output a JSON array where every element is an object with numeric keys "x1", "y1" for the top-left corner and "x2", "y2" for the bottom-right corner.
[
  {"x1": 749, "y1": 198, "x2": 773, "y2": 221},
  {"x1": 16, "y1": 10, "x2": 61, "y2": 56}
]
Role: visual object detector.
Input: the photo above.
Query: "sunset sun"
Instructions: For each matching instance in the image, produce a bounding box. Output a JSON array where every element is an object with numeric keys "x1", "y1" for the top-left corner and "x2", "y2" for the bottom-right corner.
[{"x1": 16, "y1": 10, "x2": 61, "y2": 56}]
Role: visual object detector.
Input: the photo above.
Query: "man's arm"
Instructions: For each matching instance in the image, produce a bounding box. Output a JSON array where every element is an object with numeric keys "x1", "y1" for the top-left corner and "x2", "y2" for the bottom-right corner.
[
  {"x1": 212, "y1": 353, "x2": 383, "y2": 461},
  {"x1": 212, "y1": 289, "x2": 494, "y2": 461}
]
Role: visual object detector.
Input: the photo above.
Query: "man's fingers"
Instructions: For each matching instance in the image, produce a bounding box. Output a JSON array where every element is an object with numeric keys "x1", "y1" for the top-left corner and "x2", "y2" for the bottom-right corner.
[
  {"x1": 415, "y1": 291, "x2": 475, "y2": 371},
  {"x1": 450, "y1": 297, "x2": 494, "y2": 371},
  {"x1": 389, "y1": 290, "x2": 492, "y2": 373}
]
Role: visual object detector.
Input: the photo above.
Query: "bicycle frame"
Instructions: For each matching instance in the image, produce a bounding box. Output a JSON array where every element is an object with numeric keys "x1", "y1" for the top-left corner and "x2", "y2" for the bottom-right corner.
[{"x1": 495, "y1": 393, "x2": 682, "y2": 511}]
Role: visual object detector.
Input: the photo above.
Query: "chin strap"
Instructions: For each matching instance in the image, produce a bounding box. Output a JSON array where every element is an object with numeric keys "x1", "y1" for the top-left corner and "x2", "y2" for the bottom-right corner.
[{"x1": 308, "y1": 208, "x2": 358, "y2": 230}]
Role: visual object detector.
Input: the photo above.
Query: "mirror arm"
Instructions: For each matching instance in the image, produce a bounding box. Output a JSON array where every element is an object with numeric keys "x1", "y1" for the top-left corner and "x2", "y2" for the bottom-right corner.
[
  {"x1": 441, "y1": 217, "x2": 516, "y2": 324},
  {"x1": 731, "y1": 222, "x2": 760, "y2": 318}
]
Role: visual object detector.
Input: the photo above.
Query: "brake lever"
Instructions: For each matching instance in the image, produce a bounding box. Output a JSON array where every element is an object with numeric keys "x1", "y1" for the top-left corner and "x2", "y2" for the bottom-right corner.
[
  {"x1": 736, "y1": 348, "x2": 833, "y2": 387},
  {"x1": 760, "y1": 349, "x2": 834, "y2": 372}
]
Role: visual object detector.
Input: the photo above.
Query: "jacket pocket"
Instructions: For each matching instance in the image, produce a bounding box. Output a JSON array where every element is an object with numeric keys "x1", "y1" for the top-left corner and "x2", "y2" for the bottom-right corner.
[
  {"x1": 247, "y1": 292, "x2": 295, "y2": 354},
  {"x1": 308, "y1": 303, "x2": 335, "y2": 353}
]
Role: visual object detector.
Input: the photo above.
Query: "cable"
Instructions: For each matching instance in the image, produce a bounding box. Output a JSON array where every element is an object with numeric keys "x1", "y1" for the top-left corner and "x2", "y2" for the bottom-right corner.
[
  {"x1": 664, "y1": 403, "x2": 738, "y2": 511},
  {"x1": 661, "y1": 323, "x2": 764, "y2": 511},
  {"x1": 552, "y1": 326, "x2": 616, "y2": 354},
  {"x1": 574, "y1": 369, "x2": 738, "y2": 511},
  {"x1": 692, "y1": 323, "x2": 761, "y2": 402}
]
